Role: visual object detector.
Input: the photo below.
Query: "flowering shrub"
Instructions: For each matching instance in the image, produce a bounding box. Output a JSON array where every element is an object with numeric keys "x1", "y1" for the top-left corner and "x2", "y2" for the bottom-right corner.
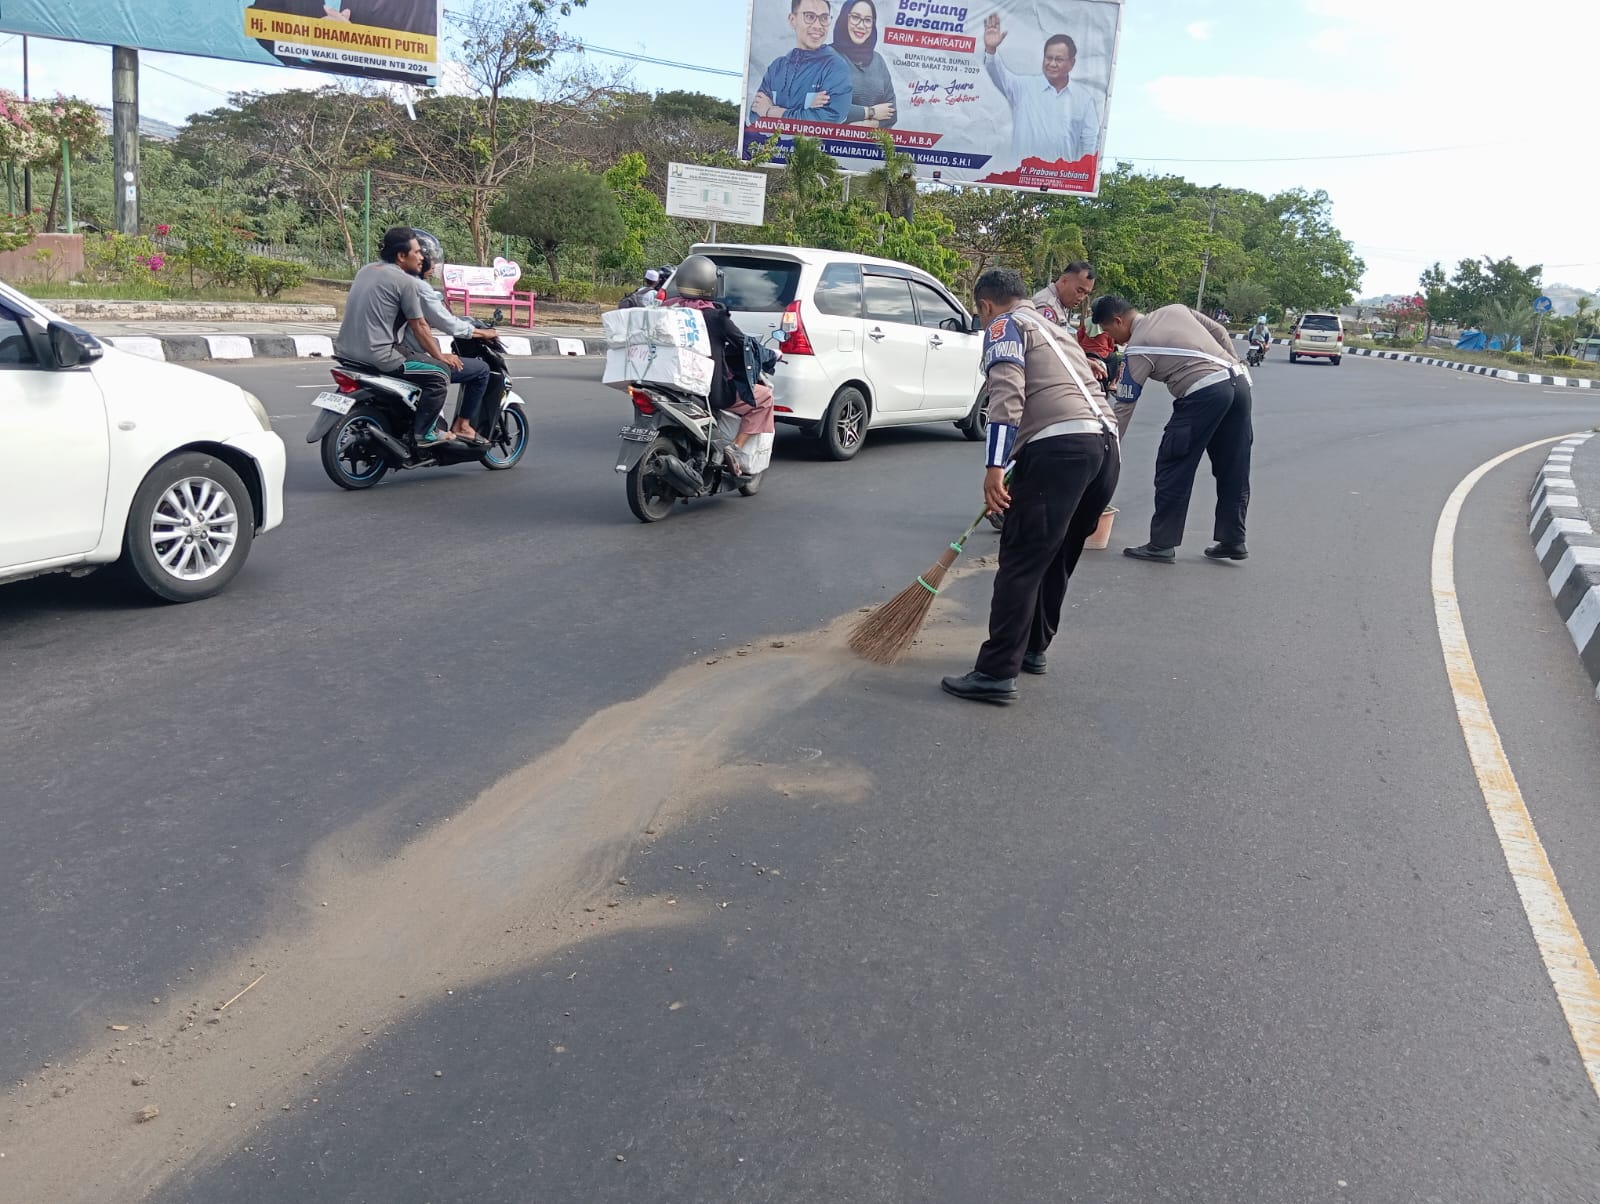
[
  {"x1": 25, "y1": 96, "x2": 100, "y2": 164},
  {"x1": 0, "y1": 89, "x2": 51, "y2": 164}
]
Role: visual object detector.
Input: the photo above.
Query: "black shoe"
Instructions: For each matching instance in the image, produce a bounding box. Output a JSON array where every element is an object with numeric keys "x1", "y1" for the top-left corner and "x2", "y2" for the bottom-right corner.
[
  {"x1": 1123, "y1": 543, "x2": 1176, "y2": 564},
  {"x1": 940, "y1": 671, "x2": 1018, "y2": 705},
  {"x1": 1203, "y1": 542, "x2": 1249, "y2": 561},
  {"x1": 1021, "y1": 652, "x2": 1047, "y2": 675}
]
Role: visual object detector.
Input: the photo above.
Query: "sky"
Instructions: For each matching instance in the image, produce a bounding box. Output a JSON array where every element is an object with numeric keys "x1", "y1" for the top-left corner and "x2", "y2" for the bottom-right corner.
[{"x1": 2, "y1": 0, "x2": 1595, "y2": 298}]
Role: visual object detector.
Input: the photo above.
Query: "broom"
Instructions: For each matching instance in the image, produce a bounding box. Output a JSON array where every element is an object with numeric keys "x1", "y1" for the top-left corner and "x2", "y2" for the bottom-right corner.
[{"x1": 848, "y1": 502, "x2": 997, "y2": 665}]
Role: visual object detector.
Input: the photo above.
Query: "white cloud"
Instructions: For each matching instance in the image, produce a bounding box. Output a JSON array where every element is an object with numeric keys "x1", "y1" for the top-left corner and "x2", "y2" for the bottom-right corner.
[
  {"x1": 1308, "y1": 27, "x2": 1349, "y2": 54},
  {"x1": 1185, "y1": 20, "x2": 1213, "y2": 41},
  {"x1": 1145, "y1": 75, "x2": 1373, "y2": 133}
]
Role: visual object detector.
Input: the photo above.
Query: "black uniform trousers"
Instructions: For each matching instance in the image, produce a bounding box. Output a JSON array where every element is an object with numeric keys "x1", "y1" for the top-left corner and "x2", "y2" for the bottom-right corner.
[
  {"x1": 975, "y1": 431, "x2": 1120, "y2": 681},
  {"x1": 1148, "y1": 375, "x2": 1253, "y2": 549}
]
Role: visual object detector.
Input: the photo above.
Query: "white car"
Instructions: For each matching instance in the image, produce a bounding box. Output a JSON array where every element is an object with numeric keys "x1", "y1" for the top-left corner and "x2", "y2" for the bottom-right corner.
[
  {"x1": 0, "y1": 281, "x2": 286, "y2": 602},
  {"x1": 687, "y1": 244, "x2": 987, "y2": 460}
]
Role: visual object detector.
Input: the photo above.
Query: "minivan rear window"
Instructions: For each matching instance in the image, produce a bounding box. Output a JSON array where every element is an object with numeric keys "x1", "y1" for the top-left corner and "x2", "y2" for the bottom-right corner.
[
  {"x1": 706, "y1": 256, "x2": 801, "y2": 312},
  {"x1": 1299, "y1": 315, "x2": 1340, "y2": 331}
]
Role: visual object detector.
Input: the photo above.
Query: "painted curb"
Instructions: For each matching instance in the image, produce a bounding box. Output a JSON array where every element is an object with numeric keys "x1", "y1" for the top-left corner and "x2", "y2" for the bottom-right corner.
[
  {"x1": 1232, "y1": 334, "x2": 1600, "y2": 389},
  {"x1": 100, "y1": 331, "x2": 605, "y2": 364},
  {"x1": 1528, "y1": 432, "x2": 1600, "y2": 699}
]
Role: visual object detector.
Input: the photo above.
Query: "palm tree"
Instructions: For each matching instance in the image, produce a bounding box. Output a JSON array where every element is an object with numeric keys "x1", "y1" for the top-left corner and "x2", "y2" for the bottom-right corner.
[
  {"x1": 864, "y1": 131, "x2": 916, "y2": 223},
  {"x1": 783, "y1": 136, "x2": 838, "y2": 224},
  {"x1": 1480, "y1": 296, "x2": 1534, "y2": 350},
  {"x1": 1031, "y1": 219, "x2": 1086, "y2": 283}
]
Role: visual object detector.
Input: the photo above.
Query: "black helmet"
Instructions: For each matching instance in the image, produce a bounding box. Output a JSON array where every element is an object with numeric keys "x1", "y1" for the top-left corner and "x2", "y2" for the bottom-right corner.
[
  {"x1": 414, "y1": 229, "x2": 443, "y2": 273},
  {"x1": 673, "y1": 254, "x2": 718, "y2": 300}
]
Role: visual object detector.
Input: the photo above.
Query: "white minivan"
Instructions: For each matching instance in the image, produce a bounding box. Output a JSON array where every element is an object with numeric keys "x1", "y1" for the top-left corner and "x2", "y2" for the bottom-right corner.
[{"x1": 686, "y1": 244, "x2": 987, "y2": 460}]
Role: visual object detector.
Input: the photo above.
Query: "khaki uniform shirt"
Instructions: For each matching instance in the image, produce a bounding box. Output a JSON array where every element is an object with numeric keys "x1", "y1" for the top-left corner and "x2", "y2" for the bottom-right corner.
[
  {"x1": 1122, "y1": 305, "x2": 1242, "y2": 399},
  {"x1": 982, "y1": 301, "x2": 1115, "y2": 464}
]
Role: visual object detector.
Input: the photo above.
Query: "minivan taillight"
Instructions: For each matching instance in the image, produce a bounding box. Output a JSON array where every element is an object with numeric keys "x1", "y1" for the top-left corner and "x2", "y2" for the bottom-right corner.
[
  {"x1": 331, "y1": 369, "x2": 360, "y2": 394},
  {"x1": 628, "y1": 387, "x2": 657, "y2": 415},
  {"x1": 780, "y1": 301, "x2": 814, "y2": 355},
  {"x1": 1337, "y1": 332, "x2": 1344, "y2": 342}
]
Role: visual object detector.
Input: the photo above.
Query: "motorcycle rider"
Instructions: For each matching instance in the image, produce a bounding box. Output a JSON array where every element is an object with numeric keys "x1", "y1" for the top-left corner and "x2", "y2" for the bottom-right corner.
[
  {"x1": 404, "y1": 229, "x2": 498, "y2": 445},
  {"x1": 332, "y1": 226, "x2": 461, "y2": 447},
  {"x1": 659, "y1": 254, "x2": 775, "y2": 469},
  {"x1": 618, "y1": 269, "x2": 663, "y2": 310},
  {"x1": 1248, "y1": 314, "x2": 1271, "y2": 361}
]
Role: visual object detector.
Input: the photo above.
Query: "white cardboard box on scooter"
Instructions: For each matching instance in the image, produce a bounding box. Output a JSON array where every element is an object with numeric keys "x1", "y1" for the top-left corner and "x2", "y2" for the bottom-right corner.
[{"x1": 602, "y1": 307, "x2": 717, "y2": 395}]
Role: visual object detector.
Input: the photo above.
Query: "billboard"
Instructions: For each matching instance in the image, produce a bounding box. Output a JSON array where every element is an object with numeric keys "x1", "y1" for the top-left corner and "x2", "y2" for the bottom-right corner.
[
  {"x1": 0, "y1": 1, "x2": 443, "y2": 85},
  {"x1": 665, "y1": 162, "x2": 768, "y2": 227},
  {"x1": 741, "y1": 0, "x2": 1122, "y2": 195}
]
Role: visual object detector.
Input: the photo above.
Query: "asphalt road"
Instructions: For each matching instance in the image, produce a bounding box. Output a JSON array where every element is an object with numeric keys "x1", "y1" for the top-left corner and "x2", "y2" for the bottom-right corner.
[{"x1": 5, "y1": 350, "x2": 1600, "y2": 1202}]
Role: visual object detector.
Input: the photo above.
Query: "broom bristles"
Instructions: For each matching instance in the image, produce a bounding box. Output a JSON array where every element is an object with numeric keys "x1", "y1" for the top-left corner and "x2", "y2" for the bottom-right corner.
[{"x1": 847, "y1": 546, "x2": 960, "y2": 665}]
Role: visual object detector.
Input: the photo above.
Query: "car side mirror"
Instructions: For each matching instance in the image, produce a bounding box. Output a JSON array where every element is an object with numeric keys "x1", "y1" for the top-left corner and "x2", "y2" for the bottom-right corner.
[
  {"x1": 970, "y1": 314, "x2": 983, "y2": 333},
  {"x1": 48, "y1": 321, "x2": 103, "y2": 369}
]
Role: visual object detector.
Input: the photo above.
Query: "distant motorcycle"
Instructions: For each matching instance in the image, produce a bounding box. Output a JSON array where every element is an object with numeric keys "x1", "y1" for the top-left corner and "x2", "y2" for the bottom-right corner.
[
  {"x1": 614, "y1": 337, "x2": 780, "y2": 523},
  {"x1": 307, "y1": 324, "x2": 529, "y2": 490},
  {"x1": 1247, "y1": 339, "x2": 1268, "y2": 368}
]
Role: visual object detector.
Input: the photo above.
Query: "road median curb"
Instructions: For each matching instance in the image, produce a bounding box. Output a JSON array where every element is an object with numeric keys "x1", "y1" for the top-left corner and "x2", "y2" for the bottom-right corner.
[
  {"x1": 100, "y1": 331, "x2": 606, "y2": 364},
  {"x1": 1231, "y1": 334, "x2": 1599, "y2": 389},
  {"x1": 1528, "y1": 433, "x2": 1600, "y2": 699}
]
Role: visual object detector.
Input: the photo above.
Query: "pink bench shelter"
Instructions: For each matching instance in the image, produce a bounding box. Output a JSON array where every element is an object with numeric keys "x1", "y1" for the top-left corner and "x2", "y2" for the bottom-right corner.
[{"x1": 441, "y1": 259, "x2": 537, "y2": 328}]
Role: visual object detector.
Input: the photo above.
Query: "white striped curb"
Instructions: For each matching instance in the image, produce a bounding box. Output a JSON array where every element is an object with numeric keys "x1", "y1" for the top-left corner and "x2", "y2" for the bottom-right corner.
[
  {"x1": 101, "y1": 330, "x2": 601, "y2": 363},
  {"x1": 1233, "y1": 335, "x2": 1600, "y2": 389},
  {"x1": 1527, "y1": 433, "x2": 1600, "y2": 699}
]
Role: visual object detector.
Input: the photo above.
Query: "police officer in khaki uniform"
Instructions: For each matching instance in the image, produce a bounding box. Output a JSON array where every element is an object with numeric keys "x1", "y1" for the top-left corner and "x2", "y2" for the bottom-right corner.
[
  {"x1": 1091, "y1": 295, "x2": 1253, "y2": 564},
  {"x1": 942, "y1": 269, "x2": 1120, "y2": 705}
]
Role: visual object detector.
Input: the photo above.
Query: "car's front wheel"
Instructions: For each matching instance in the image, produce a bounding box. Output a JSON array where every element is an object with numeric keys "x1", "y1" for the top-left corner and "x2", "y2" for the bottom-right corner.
[{"x1": 122, "y1": 452, "x2": 256, "y2": 602}]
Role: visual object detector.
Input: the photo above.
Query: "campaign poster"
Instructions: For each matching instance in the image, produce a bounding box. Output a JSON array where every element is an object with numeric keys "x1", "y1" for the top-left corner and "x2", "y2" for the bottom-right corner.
[
  {"x1": 0, "y1": 0, "x2": 443, "y2": 85},
  {"x1": 741, "y1": 0, "x2": 1122, "y2": 195}
]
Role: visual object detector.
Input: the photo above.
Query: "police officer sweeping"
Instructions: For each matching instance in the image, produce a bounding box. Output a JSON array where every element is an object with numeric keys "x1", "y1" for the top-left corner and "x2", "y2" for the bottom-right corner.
[
  {"x1": 1090, "y1": 295, "x2": 1254, "y2": 564},
  {"x1": 941, "y1": 268, "x2": 1120, "y2": 705}
]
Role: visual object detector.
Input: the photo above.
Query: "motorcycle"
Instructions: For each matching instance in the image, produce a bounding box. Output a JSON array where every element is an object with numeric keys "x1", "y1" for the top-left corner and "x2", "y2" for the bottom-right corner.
[
  {"x1": 1246, "y1": 338, "x2": 1268, "y2": 368},
  {"x1": 307, "y1": 323, "x2": 529, "y2": 490},
  {"x1": 614, "y1": 337, "x2": 780, "y2": 523}
]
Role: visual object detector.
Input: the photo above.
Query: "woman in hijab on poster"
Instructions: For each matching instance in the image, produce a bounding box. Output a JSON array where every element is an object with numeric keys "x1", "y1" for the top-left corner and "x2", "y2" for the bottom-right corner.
[{"x1": 834, "y1": 0, "x2": 898, "y2": 127}]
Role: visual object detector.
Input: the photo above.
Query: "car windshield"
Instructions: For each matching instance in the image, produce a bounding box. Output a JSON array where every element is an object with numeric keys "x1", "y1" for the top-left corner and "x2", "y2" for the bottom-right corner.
[
  {"x1": 706, "y1": 256, "x2": 802, "y2": 312},
  {"x1": 1300, "y1": 315, "x2": 1339, "y2": 331}
]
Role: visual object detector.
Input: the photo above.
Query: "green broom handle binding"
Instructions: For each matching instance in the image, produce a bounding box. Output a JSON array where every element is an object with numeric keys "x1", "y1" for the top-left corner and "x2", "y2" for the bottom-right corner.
[{"x1": 948, "y1": 467, "x2": 1013, "y2": 555}]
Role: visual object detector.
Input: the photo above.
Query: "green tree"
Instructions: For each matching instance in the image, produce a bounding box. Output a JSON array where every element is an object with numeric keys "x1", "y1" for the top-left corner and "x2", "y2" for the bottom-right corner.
[
  {"x1": 599, "y1": 152, "x2": 666, "y2": 276},
  {"x1": 1444, "y1": 255, "x2": 1541, "y2": 327},
  {"x1": 381, "y1": 0, "x2": 601, "y2": 261},
  {"x1": 1223, "y1": 278, "x2": 1272, "y2": 322},
  {"x1": 490, "y1": 165, "x2": 623, "y2": 282},
  {"x1": 1243, "y1": 188, "x2": 1364, "y2": 313},
  {"x1": 1419, "y1": 261, "x2": 1449, "y2": 338}
]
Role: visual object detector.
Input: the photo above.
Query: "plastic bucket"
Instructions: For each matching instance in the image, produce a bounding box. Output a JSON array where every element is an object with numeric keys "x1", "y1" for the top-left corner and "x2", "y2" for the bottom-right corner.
[{"x1": 1083, "y1": 506, "x2": 1117, "y2": 550}]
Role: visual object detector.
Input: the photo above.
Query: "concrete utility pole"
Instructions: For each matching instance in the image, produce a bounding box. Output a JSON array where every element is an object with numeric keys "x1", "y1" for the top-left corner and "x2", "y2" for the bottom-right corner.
[
  {"x1": 1195, "y1": 196, "x2": 1217, "y2": 311},
  {"x1": 112, "y1": 46, "x2": 140, "y2": 235},
  {"x1": 22, "y1": 36, "x2": 31, "y2": 216}
]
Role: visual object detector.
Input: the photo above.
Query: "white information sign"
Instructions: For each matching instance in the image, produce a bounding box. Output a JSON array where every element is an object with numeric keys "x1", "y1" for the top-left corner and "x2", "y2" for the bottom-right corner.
[{"x1": 665, "y1": 162, "x2": 768, "y2": 227}]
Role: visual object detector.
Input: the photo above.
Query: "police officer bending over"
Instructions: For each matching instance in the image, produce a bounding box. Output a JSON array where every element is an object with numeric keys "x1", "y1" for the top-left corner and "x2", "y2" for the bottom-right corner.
[
  {"x1": 941, "y1": 268, "x2": 1121, "y2": 706},
  {"x1": 1091, "y1": 296, "x2": 1253, "y2": 564}
]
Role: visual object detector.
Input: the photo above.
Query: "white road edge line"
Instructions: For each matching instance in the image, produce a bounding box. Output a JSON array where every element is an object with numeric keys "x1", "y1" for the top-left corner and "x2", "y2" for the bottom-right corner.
[{"x1": 1433, "y1": 433, "x2": 1600, "y2": 1100}]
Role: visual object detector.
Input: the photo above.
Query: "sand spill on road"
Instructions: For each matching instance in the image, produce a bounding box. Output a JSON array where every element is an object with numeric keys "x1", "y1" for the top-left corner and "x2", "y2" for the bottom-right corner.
[{"x1": 0, "y1": 616, "x2": 884, "y2": 1203}]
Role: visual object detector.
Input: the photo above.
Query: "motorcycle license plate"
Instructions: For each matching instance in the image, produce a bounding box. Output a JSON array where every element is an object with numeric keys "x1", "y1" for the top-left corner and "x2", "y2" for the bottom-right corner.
[
  {"x1": 618, "y1": 426, "x2": 656, "y2": 443},
  {"x1": 313, "y1": 391, "x2": 353, "y2": 414}
]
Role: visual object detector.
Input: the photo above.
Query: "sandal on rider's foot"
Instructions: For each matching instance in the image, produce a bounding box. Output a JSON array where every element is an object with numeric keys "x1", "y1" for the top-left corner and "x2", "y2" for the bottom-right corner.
[{"x1": 417, "y1": 429, "x2": 456, "y2": 446}]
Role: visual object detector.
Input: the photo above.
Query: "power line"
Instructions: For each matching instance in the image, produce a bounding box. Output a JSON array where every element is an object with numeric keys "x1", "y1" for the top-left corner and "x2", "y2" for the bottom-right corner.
[
  {"x1": 1114, "y1": 144, "x2": 1480, "y2": 165},
  {"x1": 567, "y1": 42, "x2": 743, "y2": 79}
]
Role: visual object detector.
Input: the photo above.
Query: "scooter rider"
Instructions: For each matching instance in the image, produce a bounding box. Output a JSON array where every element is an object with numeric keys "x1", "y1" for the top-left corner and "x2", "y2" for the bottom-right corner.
[
  {"x1": 659, "y1": 254, "x2": 775, "y2": 468},
  {"x1": 404, "y1": 229, "x2": 498, "y2": 445},
  {"x1": 332, "y1": 226, "x2": 462, "y2": 448},
  {"x1": 1248, "y1": 315, "x2": 1271, "y2": 358}
]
